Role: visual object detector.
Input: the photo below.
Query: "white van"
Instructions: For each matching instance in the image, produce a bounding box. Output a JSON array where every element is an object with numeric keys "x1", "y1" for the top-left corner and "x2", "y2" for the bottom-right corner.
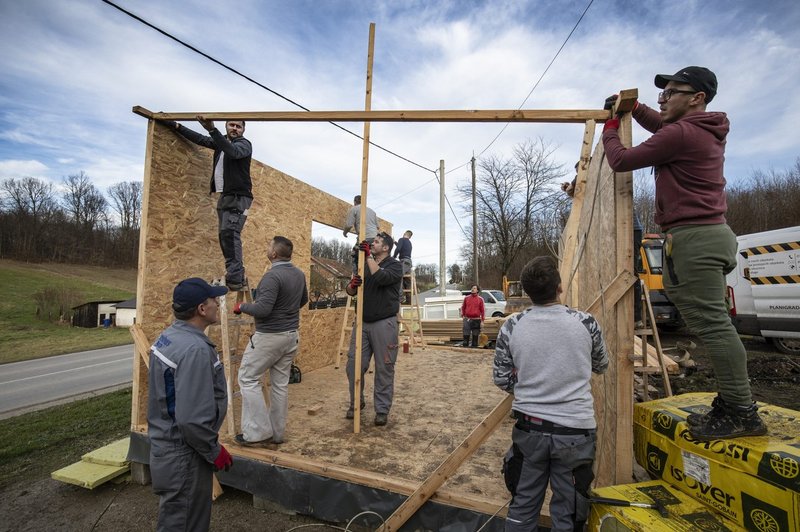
[
  {"x1": 419, "y1": 289, "x2": 507, "y2": 320},
  {"x1": 726, "y1": 226, "x2": 800, "y2": 355},
  {"x1": 460, "y1": 289, "x2": 508, "y2": 318}
]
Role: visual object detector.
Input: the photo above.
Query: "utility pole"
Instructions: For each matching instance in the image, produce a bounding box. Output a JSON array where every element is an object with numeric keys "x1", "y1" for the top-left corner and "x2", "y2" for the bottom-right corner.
[
  {"x1": 439, "y1": 159, "x2": 445, "y2": 296},
  {"x1": 471, "y1": 156, "x2": 478, "y2": 286}
]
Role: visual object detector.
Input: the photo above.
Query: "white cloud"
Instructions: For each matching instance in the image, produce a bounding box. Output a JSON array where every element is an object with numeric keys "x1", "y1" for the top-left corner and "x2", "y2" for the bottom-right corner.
[{"x1": 0, "y1": 159, "x2": 50, "y2": 178}]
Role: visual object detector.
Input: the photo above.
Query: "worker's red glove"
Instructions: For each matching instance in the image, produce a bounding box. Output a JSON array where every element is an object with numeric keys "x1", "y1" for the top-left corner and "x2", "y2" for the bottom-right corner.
[
  {"x1": 603, "y1": 118, "x2": 620, "y2": 132},
  {"x1": 233, "y1": 302, "x2": 242, "y2": 315},
  {"x1": 358, "y1": 240, "x2": 371, "y2": 255},
  {"x1": 213, "y1": 445, "x2": 233, "y2": 472},
  {"x1": 348, "y1": 275, "x2": 363, "y2": 290}
]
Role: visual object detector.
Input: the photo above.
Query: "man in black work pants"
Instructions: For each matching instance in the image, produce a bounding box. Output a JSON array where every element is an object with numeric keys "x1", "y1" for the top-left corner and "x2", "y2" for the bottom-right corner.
[{"x1": 161, "y1": 116, "x2": 253, "y2": 291}]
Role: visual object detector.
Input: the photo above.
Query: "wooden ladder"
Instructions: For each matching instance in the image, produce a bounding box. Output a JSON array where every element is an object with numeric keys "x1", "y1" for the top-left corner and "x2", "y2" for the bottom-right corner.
[
  {"x1": 211, "y1": 278, "x2": 254, "y2": 437},
  {"x1": 397, "y1": 269, "x2": 426, "y2": 352},
  {"x1": 632, "y1": 279, "x2": 673, "y2": 400},
  {"x1": 335, "y1": 295, "x2": 356, "y2": 369}
]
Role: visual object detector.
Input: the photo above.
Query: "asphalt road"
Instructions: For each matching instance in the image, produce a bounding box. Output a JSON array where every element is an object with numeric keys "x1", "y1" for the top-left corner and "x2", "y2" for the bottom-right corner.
[{"x1": 0, "y1": 344, "x2": 133, "y2": 420}]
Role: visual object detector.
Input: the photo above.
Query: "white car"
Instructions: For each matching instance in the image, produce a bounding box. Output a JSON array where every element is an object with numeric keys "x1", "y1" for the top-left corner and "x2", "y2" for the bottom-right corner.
[{"x1": 461, "y1": 289, "x2": 507, "y2": 318}]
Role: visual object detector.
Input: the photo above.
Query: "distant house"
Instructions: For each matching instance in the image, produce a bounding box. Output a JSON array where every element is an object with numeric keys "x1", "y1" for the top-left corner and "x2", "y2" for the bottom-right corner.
[
  {"x1": 114, "y1": 297, "x2": 137, "y2": 328},
  {"x1": 71, "y1": 300, "x2": 125, "y2": 328},
  {"x1": 309, "y1": 256, "x2": 351, "y2": 309}
]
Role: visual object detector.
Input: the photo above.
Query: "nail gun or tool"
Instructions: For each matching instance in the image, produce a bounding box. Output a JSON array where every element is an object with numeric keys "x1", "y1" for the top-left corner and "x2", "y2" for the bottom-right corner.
[{"x1": 589, "y1": 495, "x2": 669, "y2": 518}]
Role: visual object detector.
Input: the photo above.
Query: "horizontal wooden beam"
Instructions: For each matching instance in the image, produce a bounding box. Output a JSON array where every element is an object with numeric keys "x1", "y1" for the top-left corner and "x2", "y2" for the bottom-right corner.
[{"x1": 133, "y1": 105, "x2": 611, "y2": 123}]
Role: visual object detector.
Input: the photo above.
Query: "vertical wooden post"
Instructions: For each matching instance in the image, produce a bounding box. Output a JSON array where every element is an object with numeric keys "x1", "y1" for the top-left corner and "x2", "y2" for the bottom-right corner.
[
  {"x1": 353, "y1": 22, "x2": 376, "y2": 434},
  {"x1": 612, "y1": 89, "x2": 637, "y2": 482},
  {"x1": 130, "y1": 118, "x2": 155, "y2": 431},
  {"x1": 471, "y1": 156, "x2": 478, "y2": 286},
  {"x1": 438, "y1": 159, "x2": 445, "y2": 295}
]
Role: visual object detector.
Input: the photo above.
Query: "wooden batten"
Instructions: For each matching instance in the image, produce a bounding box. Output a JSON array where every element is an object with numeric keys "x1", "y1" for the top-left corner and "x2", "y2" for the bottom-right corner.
[{"x1": 133, "y1": 105, "x2": 610, "y2": 123}]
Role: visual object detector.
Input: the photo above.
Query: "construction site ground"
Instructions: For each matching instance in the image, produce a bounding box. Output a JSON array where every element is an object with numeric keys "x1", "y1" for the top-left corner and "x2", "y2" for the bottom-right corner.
[{"x1": 2, "y1": 332, "x2": 798, "y2": 531}]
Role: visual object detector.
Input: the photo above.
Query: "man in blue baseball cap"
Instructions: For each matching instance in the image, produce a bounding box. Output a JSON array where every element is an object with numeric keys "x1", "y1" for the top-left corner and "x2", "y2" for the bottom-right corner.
[
  {"x1": 147, "y1": 277, "x2": 233, "y2": 531},
  {"x1": 602, "y1": 67, "x2": 767, "y2": 441}
]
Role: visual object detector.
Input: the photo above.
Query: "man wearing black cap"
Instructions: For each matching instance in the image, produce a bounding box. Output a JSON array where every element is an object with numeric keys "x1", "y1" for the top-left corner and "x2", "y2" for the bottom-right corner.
[
  {"x1": 147, "y1": 277, "x2": 233, "y2": 532},
  {"x1": 602, "y1": 66, "x2": 767, "y2": 440}
]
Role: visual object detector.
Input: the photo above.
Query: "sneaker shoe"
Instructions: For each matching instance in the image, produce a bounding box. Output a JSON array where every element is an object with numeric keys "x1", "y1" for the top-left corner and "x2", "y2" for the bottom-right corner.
[
  {"x1": 686, "y1": 394, "x2": 726, "y2": 427},
  {"x1": 374, "y1": 413, "x2": 388, "y2": 426},
  {"x1": 689, "y1": 402, "x2": 768, "y2": 441},
  {"x1": 234, "y1": 433, "x2": 272, "y2": 447}
]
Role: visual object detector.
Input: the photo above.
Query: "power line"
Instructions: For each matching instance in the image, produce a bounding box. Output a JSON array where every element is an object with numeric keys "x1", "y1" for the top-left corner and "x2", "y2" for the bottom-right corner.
[
  {"x1": 447, "y1": 0, "x2": 596, "y2": 174},
  {"x1": 100, "y1": 0, "x2": 436, "y2": 175}
]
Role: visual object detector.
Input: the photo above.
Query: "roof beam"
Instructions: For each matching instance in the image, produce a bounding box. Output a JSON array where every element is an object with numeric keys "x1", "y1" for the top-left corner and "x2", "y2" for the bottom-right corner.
[{"x1": 133, "y1": 106, "x2": 611, "y2": 123}]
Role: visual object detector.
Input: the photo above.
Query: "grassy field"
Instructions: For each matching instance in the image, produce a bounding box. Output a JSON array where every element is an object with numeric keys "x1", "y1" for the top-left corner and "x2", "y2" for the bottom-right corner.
[
  {"x1": 0, "y1": 260, "x2": 137, "y2": 364},
  {"x1": 0, "y1": 388, "x2": 131, "y2": 488}
]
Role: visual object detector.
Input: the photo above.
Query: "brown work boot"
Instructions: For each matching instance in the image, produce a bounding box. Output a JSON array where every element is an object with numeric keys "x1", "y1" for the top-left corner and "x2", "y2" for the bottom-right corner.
[{"x1": 689, "y1": 401, "x2": 767, "y2": 441}]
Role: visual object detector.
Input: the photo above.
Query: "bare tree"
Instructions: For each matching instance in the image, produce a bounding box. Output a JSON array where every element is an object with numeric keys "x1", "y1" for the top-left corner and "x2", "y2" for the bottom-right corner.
[
  {"x1": 107, "y1": 181, "x2": 142, "y2": 230},
  {"x1": 459, "y1": 138, "x2": 565, "y2": 280},
  {"x1": 633, "y1": 170, "x2": 657, "y2": 233},
  {"x1": 62, "y1": 172, "x2": 107, "y2": 230},
  {"x1": 414, "y1": 263, "x2": 438, "y2": 291}
]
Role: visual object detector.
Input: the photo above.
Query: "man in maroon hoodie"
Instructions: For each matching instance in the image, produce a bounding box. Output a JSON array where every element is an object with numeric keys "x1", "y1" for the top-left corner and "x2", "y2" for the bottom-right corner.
[{"x1": 602, "y1": 66, "x2": 767, "y2": 441}]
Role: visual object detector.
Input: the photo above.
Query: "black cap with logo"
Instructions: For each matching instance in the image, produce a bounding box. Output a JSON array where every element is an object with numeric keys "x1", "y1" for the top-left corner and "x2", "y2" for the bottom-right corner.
[{"x1": 654, "y1": 66, "x2": 717, "y2": 103}]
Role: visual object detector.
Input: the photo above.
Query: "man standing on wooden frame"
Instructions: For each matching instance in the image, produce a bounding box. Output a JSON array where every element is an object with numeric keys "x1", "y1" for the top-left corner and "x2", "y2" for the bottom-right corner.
[
  {"x1": 602, "y1": 66, "x2": 767, "y2": 440},
  {"x1": 160, "y1": 116, "x2": 253, "y2": 291},
  {"x1": 344, "y1": 232, "x2": 403, "y2": 426},
  {"x1": 233, "y1": 236, "x2": 308, "y2": 447},
  {"x1": 147, "y1": 277, "x2": 233, "y2": 532}
]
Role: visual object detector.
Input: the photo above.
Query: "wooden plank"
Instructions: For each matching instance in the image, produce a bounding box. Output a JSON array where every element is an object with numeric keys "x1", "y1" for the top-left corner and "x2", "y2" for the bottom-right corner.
[
  {"x1": 353, "y1": 22, "x2": 376, "y2": 434},
  {"x1": 81, "y1": 438, "x2": 130, "y2": 467},
  {"x1": 560, "y1": 119, "x2": 596, "y2": 307},
  {"x1": 129, "y1": 323, "x2": 150, "y2": 370},
  {"x1": 612, "y1": 88, "x2": 639, "y2": 115},
  {"x1": 379, "y1": 394, "x2": 514, "y2": 531},
  {"x1": 633, "y1": 337, "x2": 679, "y2": 373},
  {"x1": 613, "y1": 89, "x2": 637, "y2": 483},
  {"x1": 212, "y1": 475, "x2": 224, "y2": 501},
  {"x1": 133, "y1": 106, "x2": 611, "y2": 123},
  {"x1": 584, "y1": 270, "x2": 637, "y2": 317}
]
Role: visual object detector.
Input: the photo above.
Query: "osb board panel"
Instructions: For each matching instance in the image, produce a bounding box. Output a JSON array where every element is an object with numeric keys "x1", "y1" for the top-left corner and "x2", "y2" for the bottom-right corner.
[
  {"x1": 135, "y1": 122, "x2": 387, "y2": 424},
  {"x1": 224, "y1": 347, "x2": 514, "y2": 506},
  {"x1": 560, "y1": 139, "x2": 629, "y2": 487}
]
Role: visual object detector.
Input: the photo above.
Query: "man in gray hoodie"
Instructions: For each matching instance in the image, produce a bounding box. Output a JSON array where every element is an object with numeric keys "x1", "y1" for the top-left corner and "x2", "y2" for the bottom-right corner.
[{"x1": 602, "y1": 66, "x2": 767, "y2": 440}]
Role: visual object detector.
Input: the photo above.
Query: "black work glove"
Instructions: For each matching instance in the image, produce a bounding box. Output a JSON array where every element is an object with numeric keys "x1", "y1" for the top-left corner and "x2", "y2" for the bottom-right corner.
[{"x1": 603, "y1": 94, "x2": 618, "y2": 111}]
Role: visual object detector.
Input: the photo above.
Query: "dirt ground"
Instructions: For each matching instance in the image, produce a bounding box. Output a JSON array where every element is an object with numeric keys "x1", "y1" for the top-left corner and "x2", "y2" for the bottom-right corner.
[{"x1": 1, "y1": 331, "x2": 797, "y2": 532}]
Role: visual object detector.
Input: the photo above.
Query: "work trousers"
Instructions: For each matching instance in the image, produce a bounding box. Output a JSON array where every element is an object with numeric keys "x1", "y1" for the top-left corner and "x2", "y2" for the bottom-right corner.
[
  {"x1": 398, "y1": 258, "x2": 412, "y2": 304},
  {"x1": 238, "y1": 330, "x2": 299, "y2": 443},
  {"x1": 505, "y1": 426, "x2": 596, "y2": 532},
  {"x1": 663, "y1": 224, "x2": 752, "y2": 406},
  {"x1": 462, "y1": 318, "x2": 481, "y2": 347},
  {"x1": 346, "y1": 316, "x2": 399, "y2": 414},
  {"x1": 150, "y1": 446, "x2": 213, "y2": 532},
  {"x1": 217, "y1": 194, "x2": 252, "y2": 285}
]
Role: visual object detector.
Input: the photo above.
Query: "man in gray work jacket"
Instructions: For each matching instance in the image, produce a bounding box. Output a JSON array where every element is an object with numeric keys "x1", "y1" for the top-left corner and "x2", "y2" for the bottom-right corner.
[
  {"x1": 162, "y1": 116, "x2": 253, "y2": 291},
  {"x1": 233, "y1": 236, "x2": 308, "y2": 446},
  {"x1": 147, "y1": 277, "x2": 233, "y2": 532}
]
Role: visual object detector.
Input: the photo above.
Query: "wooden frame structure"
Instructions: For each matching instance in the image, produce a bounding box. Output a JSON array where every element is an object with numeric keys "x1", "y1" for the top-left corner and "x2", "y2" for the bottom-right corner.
[{"x1": 129, "y1": 26, "x2": 637, "y2": 527}]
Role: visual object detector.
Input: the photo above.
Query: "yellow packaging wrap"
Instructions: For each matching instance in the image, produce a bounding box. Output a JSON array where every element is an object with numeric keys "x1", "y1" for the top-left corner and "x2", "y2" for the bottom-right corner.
[
  {"x1": 634, "y1": 393, "x2": 800, "y2": 532},
  {"x1": 588, "y1": 480, "x2": 745, "y2": 531}
]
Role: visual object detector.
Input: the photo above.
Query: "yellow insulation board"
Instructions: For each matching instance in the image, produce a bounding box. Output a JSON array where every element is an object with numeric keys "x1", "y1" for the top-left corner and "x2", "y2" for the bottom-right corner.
[
  {"x1": 634, "y1": 393, "x2": 800, "y2": 532},
  {"x1": 51, "y1": 461, "x2": 129, "y2": 489},
  {"x1": 81, "y1": 437, "x2": 130, "y2": 467},
  {"x1": 588, "y1": 480, "x2": 745, "y2": 531}
]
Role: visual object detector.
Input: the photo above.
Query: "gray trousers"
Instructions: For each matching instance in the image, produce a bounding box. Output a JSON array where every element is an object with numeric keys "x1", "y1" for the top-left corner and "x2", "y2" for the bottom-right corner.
[
  {"x1": 398, "y1": 258, "x2": 412, "y2": 302},
  {"x1": 238, "y1": 330, "x2": 299, "y2": 443},
  {"x1": 217, "y1": 195, "x2": 252, "y2": 285},
  {"x1": 346, "y1": 316, "x2": 399, "y2": 414},
  {"x1": 150, "y1": 447, "x2": 213, "y2": 532},
  {"x1": 505, "y1": 426, "x2": 596, "y2": 532}
]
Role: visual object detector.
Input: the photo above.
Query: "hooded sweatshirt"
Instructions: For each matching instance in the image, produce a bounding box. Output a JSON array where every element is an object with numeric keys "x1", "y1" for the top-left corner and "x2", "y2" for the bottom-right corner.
[{"x1": 602, "y1": 103, "x2": 729, "y2": 230}]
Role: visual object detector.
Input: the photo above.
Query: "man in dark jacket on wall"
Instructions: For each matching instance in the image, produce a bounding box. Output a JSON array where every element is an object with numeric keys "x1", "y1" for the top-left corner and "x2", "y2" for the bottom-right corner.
[
  {"x1": 162, "y1": 116, "x2": 253, "y2": 291},
  {"x1": 602, "y1": 66, "x2": 766, "y2": 440}
]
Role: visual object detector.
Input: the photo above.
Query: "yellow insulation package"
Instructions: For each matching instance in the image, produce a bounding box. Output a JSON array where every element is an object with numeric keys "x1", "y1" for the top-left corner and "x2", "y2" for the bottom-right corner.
[
  {"x1": 634, "y1": 393, "x2": 800, "y2": 532},
  {"x1": 588, "y1": 480, "x2": 745, "y2": 531}
]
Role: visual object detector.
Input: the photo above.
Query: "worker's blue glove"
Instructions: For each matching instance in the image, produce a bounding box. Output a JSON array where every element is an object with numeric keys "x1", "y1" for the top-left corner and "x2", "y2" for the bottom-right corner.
[{"x1": 213, "y1": 445, "x2": 233, "y2": 472}]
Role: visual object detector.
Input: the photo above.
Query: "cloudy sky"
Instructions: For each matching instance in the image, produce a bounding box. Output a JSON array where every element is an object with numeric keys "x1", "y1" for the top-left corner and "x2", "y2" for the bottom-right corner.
[{"x1": 1, "y1": 0, "x2": 798, "y2": 272}]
